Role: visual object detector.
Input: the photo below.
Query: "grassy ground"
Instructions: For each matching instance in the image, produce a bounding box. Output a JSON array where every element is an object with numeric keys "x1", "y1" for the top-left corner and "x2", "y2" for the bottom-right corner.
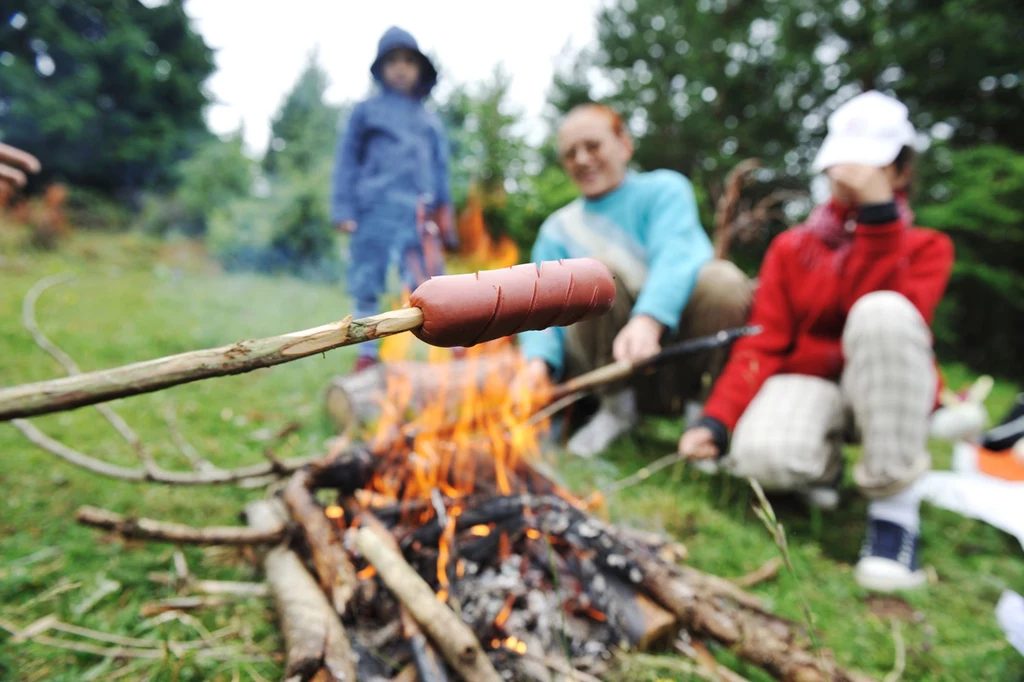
[{"x1": 1, "y1": 231, "x2": 1022, "y2": 681}]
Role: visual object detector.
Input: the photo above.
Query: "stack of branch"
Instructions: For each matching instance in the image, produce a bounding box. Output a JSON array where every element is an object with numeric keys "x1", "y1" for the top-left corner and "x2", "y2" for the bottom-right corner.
[{"x1": 65, "y1": 443, "x2": 876, "y2": 682}]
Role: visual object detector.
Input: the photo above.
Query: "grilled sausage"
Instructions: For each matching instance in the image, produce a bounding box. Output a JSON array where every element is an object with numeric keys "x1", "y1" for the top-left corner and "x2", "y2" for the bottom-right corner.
[{"x1": 410, "y1": 258, "x2": 616, "y2": 347}]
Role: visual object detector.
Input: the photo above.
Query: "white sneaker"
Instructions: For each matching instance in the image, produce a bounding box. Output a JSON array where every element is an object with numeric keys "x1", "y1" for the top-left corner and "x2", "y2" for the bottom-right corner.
[
  {"x1": 798, "y1": 486, "x2": 840, "y2": 511},
  {"x1": 566, "y1": 390, "x2": 638, "y2": 458},
  {"x1": 854, "y1": 518, "x2": 927, "y2": 592}
]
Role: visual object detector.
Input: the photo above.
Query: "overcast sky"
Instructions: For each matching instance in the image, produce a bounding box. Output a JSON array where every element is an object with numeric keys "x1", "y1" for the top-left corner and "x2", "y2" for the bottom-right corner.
[{"x1": 183, "y1": 0, "x2": 606, "y2": 155}]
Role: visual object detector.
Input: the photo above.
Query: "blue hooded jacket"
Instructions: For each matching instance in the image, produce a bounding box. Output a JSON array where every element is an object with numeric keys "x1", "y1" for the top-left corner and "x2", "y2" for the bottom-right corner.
[{"x1": 331, "y1": 27, "x2": 451, "y2": 231}]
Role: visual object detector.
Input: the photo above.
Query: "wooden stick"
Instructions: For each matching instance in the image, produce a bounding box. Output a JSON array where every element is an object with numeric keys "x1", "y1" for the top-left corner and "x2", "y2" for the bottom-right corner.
[
  {"x1": 11, "y1": 418, "x2": 318, "y2": 484},
  {"x1": 19, "y1": 273, "x2": 159, "y2": 473},
  {"x1": 730, "y1": 557, "x2": 782, "y2": 589},
  {"x1": 248, "y1": 499, "x2": 357, "y2": 682},
  {"x1": 0, "y1": 307, "x2": 424, "y2": 421},
  {"x1": 138, "y1": 596, "x2": 236, "y2": 617},
  {"x1": 163, "y1": 402, "x2": 220, "y2": 474},
  {"x1": 354, "y1": 526, "x2": 502, "y2": 682},
  {"x1": 148, "y1": 572, "x2": 271, "y2": 597},
  {"x1": 360, "y1": 514, "x2": 450, "y2": 682},
  {"x1": 283, "y1": 470, "x2": 357, "y2": 613},
  {"x1": 0, "y1": 616, "x2": 264, "y2": 662},
  {"x1": 75, "y1": 506, "x2": 285, "y2": 545},
  {"x1": 551, "y1": 326, "x2": 762, "y2": 401}
]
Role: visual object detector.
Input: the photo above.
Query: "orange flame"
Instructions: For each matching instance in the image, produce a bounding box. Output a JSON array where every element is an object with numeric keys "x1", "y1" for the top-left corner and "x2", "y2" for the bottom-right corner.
[
  {"x1": 494, "y1": 594, "x2": 515, "y2": 628},
  {"x1": 456, "y1": 187, "x2": 520, "y2": 271},
  {"x1": 436, "y1": 506, "x2": 461, "y2": 598},
  {"x1": 365, "y1": 334, "x2": 553, "y2": 511}
]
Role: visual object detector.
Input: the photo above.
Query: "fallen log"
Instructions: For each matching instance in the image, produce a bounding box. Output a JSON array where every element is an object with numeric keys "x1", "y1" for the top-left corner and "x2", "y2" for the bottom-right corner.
[
  {"x1": 246, "y1": 500, "x2": 356, "y2": 682},
  {"x1": 323, "y1": 348, "x2": 520, "y2": 433},
  {"x1": 75, "y1": 506, "x2": 285, "y2": 545},
  {"x1": 354, "y1": 526, "x2": 502, "y2": 682},
  {"x1": 283, "y1": 469, "x2": 357, "y2": 613}
]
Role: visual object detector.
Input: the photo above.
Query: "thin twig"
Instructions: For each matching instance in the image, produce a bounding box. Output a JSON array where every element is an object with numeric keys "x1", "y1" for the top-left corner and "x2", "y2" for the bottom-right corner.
[
  {"x1": 884, "y1": 620, "x2": 906, "y2": 682},
  {"x1": 147, "y1": 572, "x2": 270, "y2": 598},
  {"x1": 10, "y1": 418, "x2": 319, "y2": 485},
  {"x1": 139, "y1": 597, "x2": 237, "y2": 617},
  {"x1": 163, "y1": 402, "x2": 220, "y2": 474},
  {"x1": 601, "y1": 451, "x2": 688, "y2": 497},
  {"x1": 140, "y1": 611, "x2": 218, "y2": 642},
  {"x1": 678, "y1": 638, "x2": 754, "y2": 682},
  {"x1": 526, "y1": 390, "x2": 586, "y2": 427},
  {"x1": 0, "y1": 617, "x2": 265, "y2": 661},
  {"x1": 730, "y1": 557, "x2": 782, "y2": 589},
  {"x1": 19, "y1": 273, "x2": 159, "y2": 473},
  {"x1": 75, "y1": 506, "x2": 285, "y2": 545}
]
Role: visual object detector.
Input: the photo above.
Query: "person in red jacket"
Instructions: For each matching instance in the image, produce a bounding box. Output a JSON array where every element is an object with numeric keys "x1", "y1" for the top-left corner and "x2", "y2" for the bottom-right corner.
[{"x1": 679, "y1": 91, "x2": 955, "y2": 593}]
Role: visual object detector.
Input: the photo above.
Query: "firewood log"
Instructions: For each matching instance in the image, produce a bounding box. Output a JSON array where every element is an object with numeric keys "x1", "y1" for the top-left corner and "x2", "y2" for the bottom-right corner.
[{"x1": 246, "y1": 500, "x2": 356, "y2": 682}]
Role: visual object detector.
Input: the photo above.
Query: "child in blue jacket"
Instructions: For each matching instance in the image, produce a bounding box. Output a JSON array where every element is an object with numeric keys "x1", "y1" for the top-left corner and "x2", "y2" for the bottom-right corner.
[{"x1": 332, "y1": 26, "x2": 455, "y2": 371}]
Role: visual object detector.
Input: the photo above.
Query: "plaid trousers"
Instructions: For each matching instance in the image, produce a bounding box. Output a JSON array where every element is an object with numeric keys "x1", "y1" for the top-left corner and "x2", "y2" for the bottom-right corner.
[
  {"x1": 726, "y1": 291, "x2": 935, "y2": 498},
  {"x1": 564, "y1": 260, "x2": 754, "y2": 416}
]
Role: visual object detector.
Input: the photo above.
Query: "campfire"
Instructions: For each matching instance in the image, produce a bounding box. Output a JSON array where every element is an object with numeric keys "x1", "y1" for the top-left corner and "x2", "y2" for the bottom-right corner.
[
  {"x1": 257, "y1": 339, "x2": 873, "y2": 682},
  {"x1": 5, "y1": 267, "x2": 876, "y2": 682},
  {"x1": 308, "y1": 339, "x2": 668, "y2": 680}
]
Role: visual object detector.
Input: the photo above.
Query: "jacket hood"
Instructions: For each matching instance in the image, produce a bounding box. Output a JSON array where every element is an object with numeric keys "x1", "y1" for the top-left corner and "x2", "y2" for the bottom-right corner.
[{"x1": 370, "y1": 26, "x2": 438, "y2": 99}]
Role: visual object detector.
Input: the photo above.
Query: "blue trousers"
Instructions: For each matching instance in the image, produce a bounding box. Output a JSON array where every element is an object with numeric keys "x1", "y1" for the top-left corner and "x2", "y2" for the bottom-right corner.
[{"x1": 348, "y1": 220, "x2": 442, "y2": 358}]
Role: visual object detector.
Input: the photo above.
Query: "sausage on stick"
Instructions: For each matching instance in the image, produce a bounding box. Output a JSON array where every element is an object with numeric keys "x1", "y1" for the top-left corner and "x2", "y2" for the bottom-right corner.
[{"x1": 0, "y1": 259, "x2": 615, "y2": 421}]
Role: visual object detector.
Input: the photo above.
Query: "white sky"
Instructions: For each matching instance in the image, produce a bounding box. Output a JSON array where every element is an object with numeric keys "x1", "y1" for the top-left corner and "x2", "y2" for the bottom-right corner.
[{"x1": 183, "y1": 0, "x2": 605, "y2": 156}]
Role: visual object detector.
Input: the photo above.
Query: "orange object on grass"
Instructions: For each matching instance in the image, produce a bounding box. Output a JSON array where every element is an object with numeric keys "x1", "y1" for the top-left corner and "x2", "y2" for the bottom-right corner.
[{"x1": 976, "y1": 446, "x2": 1024, "y2": 482}]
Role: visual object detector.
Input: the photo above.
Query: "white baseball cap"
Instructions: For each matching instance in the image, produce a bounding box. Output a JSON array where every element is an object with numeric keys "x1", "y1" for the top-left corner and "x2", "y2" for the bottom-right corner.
[{"x1": 811, "y1": 91, "x2": 917, "y2": 173}]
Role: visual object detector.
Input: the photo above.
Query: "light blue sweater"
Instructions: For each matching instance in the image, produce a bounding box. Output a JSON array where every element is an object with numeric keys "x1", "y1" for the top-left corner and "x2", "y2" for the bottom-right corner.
[{"x1": 518, "y1": 169, "x2": 713, "y2": 376}]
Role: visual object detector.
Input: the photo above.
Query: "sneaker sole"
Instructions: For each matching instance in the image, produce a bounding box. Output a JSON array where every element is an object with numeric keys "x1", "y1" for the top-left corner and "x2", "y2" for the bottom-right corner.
[{"x1": 854, "y1": 559, "x2": 927, "y2": 592}]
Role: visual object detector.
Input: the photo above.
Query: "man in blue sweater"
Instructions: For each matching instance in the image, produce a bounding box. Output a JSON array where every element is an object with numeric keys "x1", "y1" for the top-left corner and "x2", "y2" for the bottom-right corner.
[
  {"x1": 518, "y1": 104, "x2": 752, "y2": 457},
  {"x1": 331, "y1": 26, "x2": 456, "y2": 372}
]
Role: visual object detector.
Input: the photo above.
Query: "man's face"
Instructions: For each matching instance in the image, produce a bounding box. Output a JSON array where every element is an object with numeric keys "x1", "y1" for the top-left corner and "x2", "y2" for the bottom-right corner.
[
  {"x1": 558, "y1": 110, "x2": 633, "y2": 198},
  {"x1": 381, "y1": 49, "x2": 421, "y2": 94}
]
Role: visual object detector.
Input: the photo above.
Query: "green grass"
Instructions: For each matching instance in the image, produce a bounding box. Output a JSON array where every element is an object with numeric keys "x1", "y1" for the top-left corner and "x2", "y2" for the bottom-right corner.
[{"x1": 1, "y1": 231, "x2": 1022, "y2": 681}]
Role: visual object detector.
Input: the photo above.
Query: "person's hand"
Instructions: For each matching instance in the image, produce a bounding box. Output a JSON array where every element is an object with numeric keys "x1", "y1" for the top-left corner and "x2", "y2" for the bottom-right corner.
[
  {"x1": 336, "y1": 220, "x2": 357, "y2": 234},
  {"x1": 827, "y1": 163, "x2": 893, "y2": 206},
  {"x1": 678, "y1": 426, "x2": 719, "y2": 460},
  {"x1": 0, "y1": 142, "x2": 41, "y2": 194},
  {"x1": 612, "y1": 314, "x2": 664, "y2": 364}
]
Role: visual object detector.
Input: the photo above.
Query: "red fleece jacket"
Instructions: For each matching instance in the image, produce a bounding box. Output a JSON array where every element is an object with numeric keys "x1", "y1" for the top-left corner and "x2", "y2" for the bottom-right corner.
[{"x1": 703, "y1": 203, "x2": 955, "y2": 431}]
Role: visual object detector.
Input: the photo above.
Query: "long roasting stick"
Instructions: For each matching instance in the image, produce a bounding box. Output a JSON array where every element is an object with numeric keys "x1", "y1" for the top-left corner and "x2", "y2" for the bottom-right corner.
[
  {"x1": 0, "y1": 258, "x2": 617, "y2": 422},
  {"x1": 523, "y1": 325, "x2": 761, "y2": 427},
  {"x1": 550, "y1": 325, "x2": 762, "y2": 401},
  {"x1": 0, "y1": 309, "x2": 423, "y2": 422}
]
